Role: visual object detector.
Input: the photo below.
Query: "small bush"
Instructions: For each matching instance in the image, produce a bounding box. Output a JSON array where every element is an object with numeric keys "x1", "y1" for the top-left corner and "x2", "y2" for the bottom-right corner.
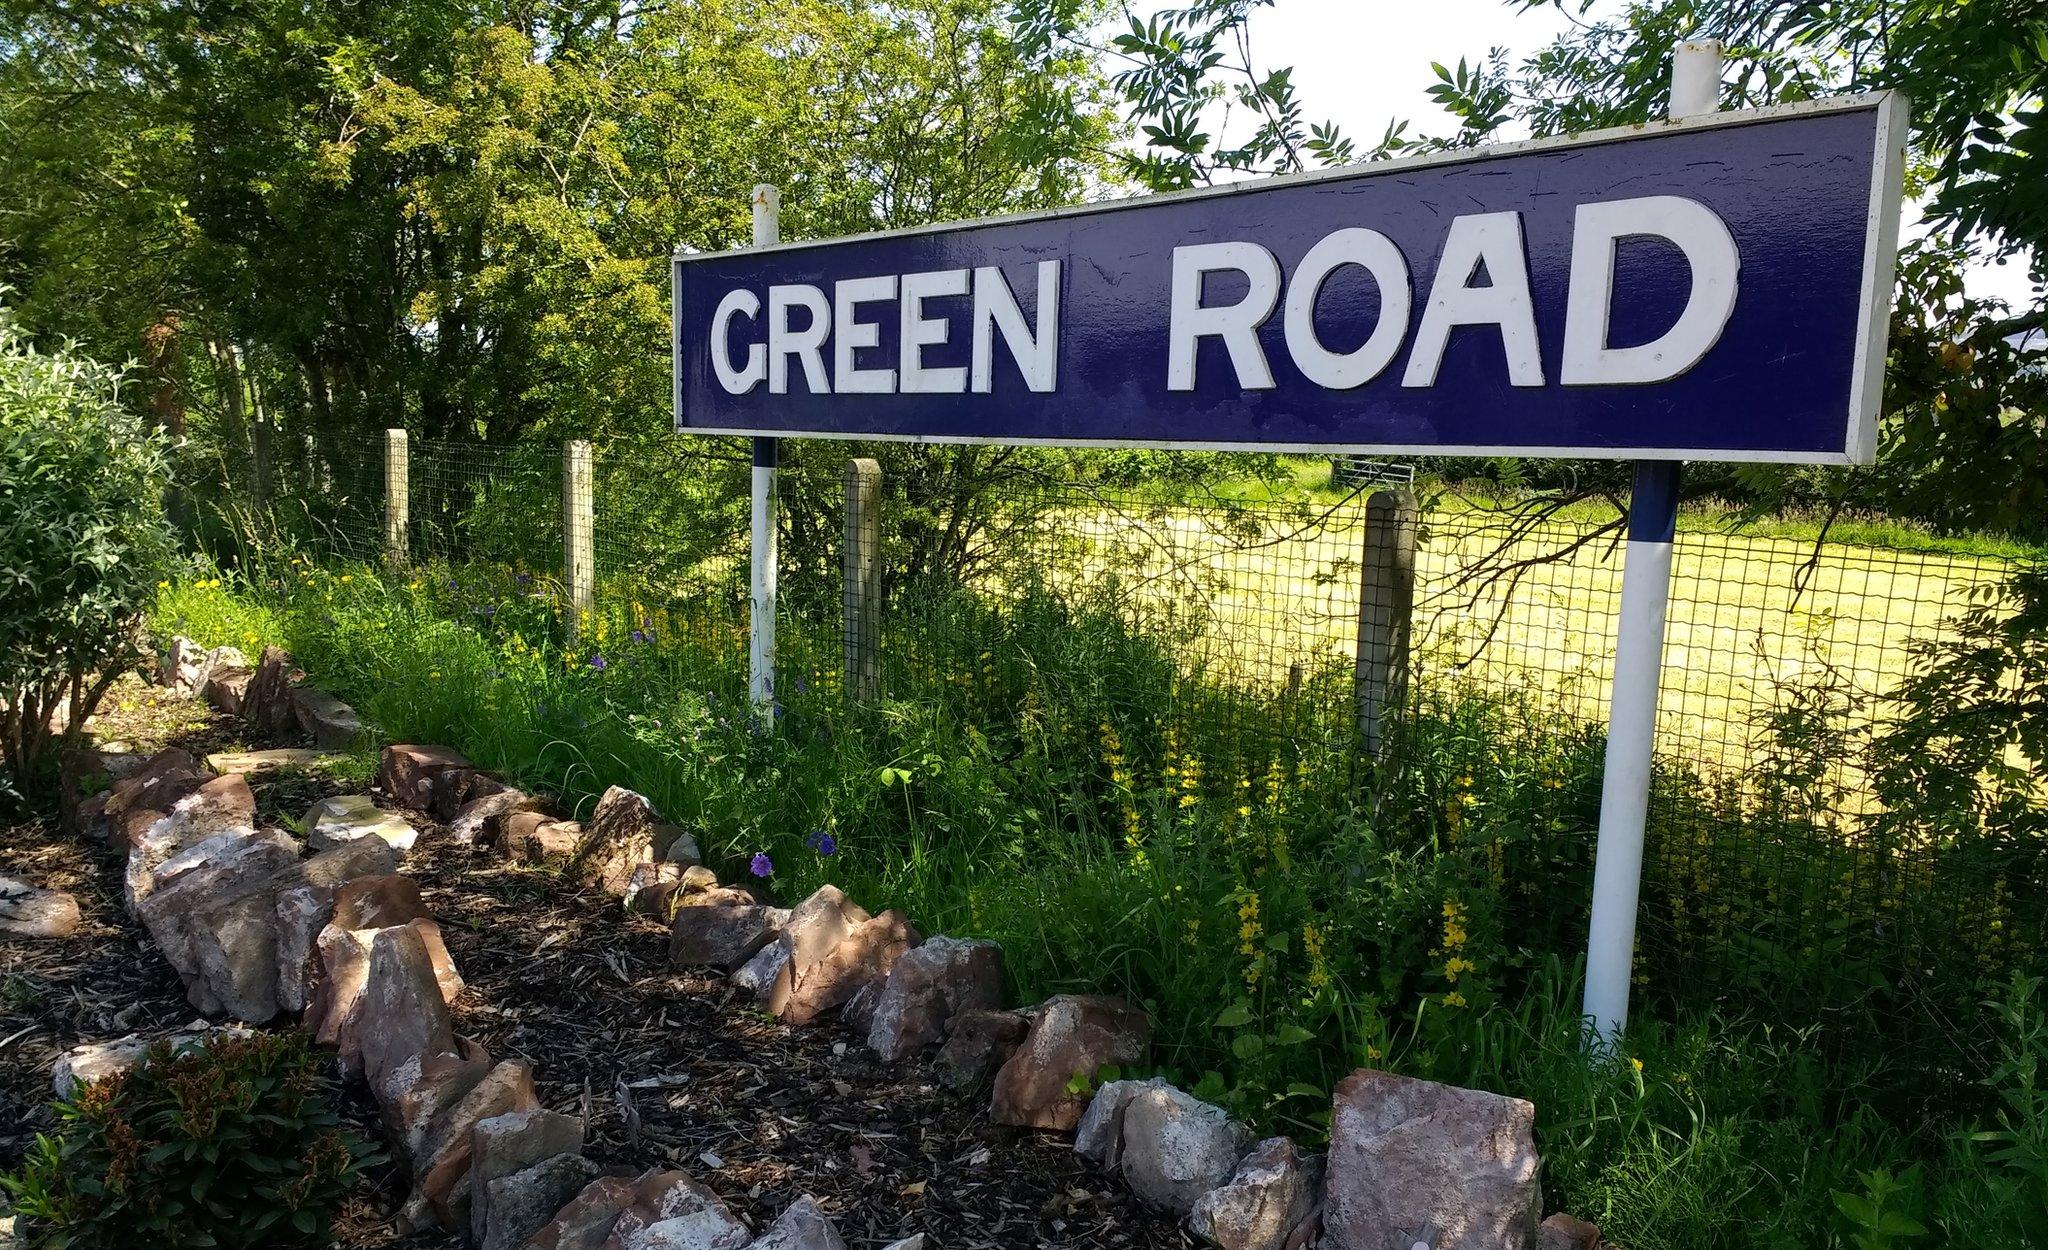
[
  {"x1": 0, "y1": 1032, "x2": 377, "y2": 1249},
  {"x1": 0, "y1": 309, "x2": 176, "y2": 811}
]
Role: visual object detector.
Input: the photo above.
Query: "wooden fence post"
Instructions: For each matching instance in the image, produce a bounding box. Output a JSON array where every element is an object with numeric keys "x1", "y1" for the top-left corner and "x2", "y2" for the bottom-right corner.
[
  {"x1": 1354, "y1": 488, "x2": 1418, "y2": 760},
  {"x1": 382, "y1": 429, "x2": 408, "y2": 569},
  {"x1": 843, "y1": 457, "x2": 884, "y2": 703},
  {"x1": 564, "y1": 438, "x2": 595, "y2": 641}
]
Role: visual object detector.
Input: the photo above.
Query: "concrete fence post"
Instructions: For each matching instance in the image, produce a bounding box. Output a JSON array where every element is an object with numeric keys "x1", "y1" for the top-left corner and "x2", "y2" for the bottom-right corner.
[
  {"x1": 382, "y1": 429, "x2": 409, "y2": 569},
  {"x1": 563, "y1": 438, "x2": 595, "y2": 641},
  {"x1": 843, "y1": 457, "x2": 884, "y2": 703},
  {"x1": 1354, "y1": 488, "x2": 1418, "y2": 760}
]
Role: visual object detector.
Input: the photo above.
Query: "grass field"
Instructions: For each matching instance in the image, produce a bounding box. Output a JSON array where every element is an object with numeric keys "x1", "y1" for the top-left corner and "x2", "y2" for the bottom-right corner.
[{"x1": 1058, "y1": 500, "x2": 2018, "y2": 783}]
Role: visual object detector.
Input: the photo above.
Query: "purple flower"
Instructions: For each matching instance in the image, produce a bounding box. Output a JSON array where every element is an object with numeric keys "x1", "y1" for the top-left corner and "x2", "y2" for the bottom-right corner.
[
  {"x1": 631, "y1": 629, "x2": 650, "y2": 645},
  {"x1": 473, "y1": 603, "x2": 497, "y2": 617},
  {"x1": 795, "y1": 674, "x2": 809, "y2": 695},
  {"x1": 515, "y1": 572, "x2": 533, "y2": 588},
  {"x1": 588, "y1": 653, "x2": 608, "y2": 670},
  {"x1": 806, "y1": 830, "x2": 837, "y2": 856},
  {"x1": 750, "y1": 852, "x2": 774, "y2": 878}
]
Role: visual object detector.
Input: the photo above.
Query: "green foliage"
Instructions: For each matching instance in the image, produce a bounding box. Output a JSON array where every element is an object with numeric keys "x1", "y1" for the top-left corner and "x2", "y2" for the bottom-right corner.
[
  {"x1": 0, "y1": 1032, "x2": 378, "y2": 1249},
  {"x1": 0, "y1": 309, "x2": 176, "y2": 805},
  {"x1": 154, "y1": 551, "x2": 2048, "y2": 1246}
]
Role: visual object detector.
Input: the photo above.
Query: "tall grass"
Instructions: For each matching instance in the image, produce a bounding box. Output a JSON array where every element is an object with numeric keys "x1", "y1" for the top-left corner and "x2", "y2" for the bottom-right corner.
[{"x1": 152, "y1": 559, "x2": 2048, "y2": 1247}]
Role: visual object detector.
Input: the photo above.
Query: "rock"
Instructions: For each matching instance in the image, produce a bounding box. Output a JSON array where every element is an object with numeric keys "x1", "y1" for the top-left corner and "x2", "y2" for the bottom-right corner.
[
  {"x1": 749, "y1": 1196, "x2": 847, "y2": 1250},
  {"x1": 157, "y1": 774, "x2": 258, "y2": 844},
  {"x1": 1535, "y1": 1213, "x2": 1602, "y2": 1249},
  {"x1": 382, "y1": 1039, "x2": 493, "y2": 1160},
  {"x1": 571, "y1": 786, "x2": 663, "y2": 895},
  {"x1": 203, "y1": 747, "x2": 332, "y2": 775},
  {"x1": 378, "y1": 744, "x2": 473, "y2": 811},
  {"x1": 52, "y1": 1023, "x2": 253, "y2": 1098},
  {"x1": 668, "y1": 890, "x2": 784, "y2": 971},
  {"x1": 406, "y1": 1060, "x2": 539, "y2": 1230},
  {"x1": 504, "y1": 812, "x2": 585, "y2": 863},
  {"x1": 1188, "y1": 1137, "x2": 1324, "y2": 1250},
  {"x1": 934, "y1": 1008, "x2": 1031, "y2": 1091},
  {"x1": 991, "y1": 994, "x2": 1152, "y2": 1131},
  {"x1": 659, "y1": 826, "x2": 702, "y2": 866},
  {"x1": 867, "y1": 935, "x2": 1003, "y2": 1063},
  {"x1": 292, "y1": 685, "x2": 364, "y2": 748},
  {"x1": 305, "y1": 794, "x2": 417, "y2": 853},
  {"x1": 432, "y1": 769, "x2": 509, "y2": 823},
  {"x1": 527, "y1": 1174, "x2": 640, "y2": 1250},
  {"x1": 626, "y1": 862, "x2": 686, "y2": 917},
  {"x1": 880, "y1": 1239, "x2": 927, "y2": 1250},
  {"x1": 732, "y1": 939, "x2": 792, "y2": 996},
  {"x1": 450, "y1": 788, "x2": 539, "y2": 847},
  {"x1": 529, "y1": 1169, "x2": 749, "y2": 1250},
  {"x1": 779, "y1": 908, "x2": 918, "y2": 1027},
  {"x1": 481, "y1": 1153, "x2": 600, "y2": 1250},
  {"x1": 239, "y1": 645, "x2": 304, "y2": 736},
  {"x1": 98, "y1": 748, "x2": 209, "y2": 839},
  {"x1": 842, "y1": 979, "x2": 882, "y2": 1033},
  {"x1": 331, "y1": 873, "x2": 429, "y2": 930},
  {"x1": 202, "y1": 665, "x2": 253, "y2": 716},
  {"x1": 133, "y1": 827, "x2": 303, "y2": 1019},
  {"x1": 471, "y1": 1108, "x2": 586, "y2": 1247},
  {"x1": 1075, "y1": 1077, "x2": 1170, "y2": 1171},
  {"x1": 273, "y1": 840, "x2": 403, "y2": 1013},
  {"x1": 1323, "y1": 1069, "x2": 1540, "y2": 1250},
  {"x1": 158, "y1": 635, "x2": 209, "y2": 691},
  {"x1": 316, "y1": 918, "x2": 464, "y2": 1074},
  {"x1": 359, "y1": 923, "x2": 459, "y2": 1101},
  {"x1": 0, "y1": 876, "x2": 81, "y2": 938},
  {"x1": 1118, "y1": 1084, "x2": 1249, "y2": 1213}
]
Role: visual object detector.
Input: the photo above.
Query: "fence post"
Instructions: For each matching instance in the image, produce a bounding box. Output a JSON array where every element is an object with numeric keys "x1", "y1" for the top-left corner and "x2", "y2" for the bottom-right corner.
[
  {"x1": 382, "y1": 428, "x2": 408, "y2": 569},
  {"x1": 1355, "y1": 489, "x2": 1418, "y2": 760},
  {"x1": 843, "y1": 457, "x2": 884, "y2": 703},
  {"x1": 252, "y1": 415, "x2": 272, "y2": 511},
  {"x1": 563, "y1": 438, "x2": 595, "y2": 641}
]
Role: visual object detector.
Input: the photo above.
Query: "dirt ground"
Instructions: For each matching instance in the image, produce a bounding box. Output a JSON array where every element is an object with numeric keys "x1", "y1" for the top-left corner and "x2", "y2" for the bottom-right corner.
[{"x1": 0, "y1": 681, "x2": 1191, "y2": 1249}]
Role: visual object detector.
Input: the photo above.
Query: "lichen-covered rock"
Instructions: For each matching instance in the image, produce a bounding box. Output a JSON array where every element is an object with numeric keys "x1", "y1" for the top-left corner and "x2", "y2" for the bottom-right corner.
[
  {"x1": 1188, "y1": 1136, "x2": 1323, "y2": 1250},
  {"x1": 867, "y1": 935, "x2": 1003, "y2": 1063},
  {"x1": 1323, "y1": 1068, "x2": 1540, "y2": 1250},
  {"x1": 991, "y1": 995, "x2": 1152, "y2": 1131},
  {"x1": 449, "y1": 788, "x2": 538, "y2": 847},
  {"x1": 1116, "y1": 1084, "x2": 1249, "y2": 1213},
  {"x1": 133, "y1": 827, "x2": 302, "y2": 1019},
  {"x1": 358, "y1": 923, "x2": 460, "y2": 1103},
  {"x1": 776, "y1": 909, "x2": 918, "y2": 1027},
  {"x1": 526, "y1": 1168, "x2": 748, "y2": 1250},
  {"x1": 732, "y1": 939, "x2": 793, "y2": 996},
  {"x1": 404, "y1": 1060, "x2": 539, "y2": 1230}
]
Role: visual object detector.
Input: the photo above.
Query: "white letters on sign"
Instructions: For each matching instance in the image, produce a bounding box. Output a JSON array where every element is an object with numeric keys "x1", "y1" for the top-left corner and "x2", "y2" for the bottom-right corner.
[{"x1": 713, "y1": 198, "x2": 1741, "y2": 397}]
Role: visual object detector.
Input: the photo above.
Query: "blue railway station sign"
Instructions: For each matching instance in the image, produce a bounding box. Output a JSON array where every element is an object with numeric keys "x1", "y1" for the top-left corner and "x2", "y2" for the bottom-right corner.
[{"x1": 675, "y1": 93, "x2": 1906, "y2": 465}]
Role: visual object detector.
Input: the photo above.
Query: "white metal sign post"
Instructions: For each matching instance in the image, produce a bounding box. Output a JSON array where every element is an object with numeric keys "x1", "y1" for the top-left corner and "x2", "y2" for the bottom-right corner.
[
  {"x1": 1582, "y1": 40, "x2": 1724, "y2": 1044},
  {"x1": 749, "y1": 184, "x2": 781, "y2": 724}
]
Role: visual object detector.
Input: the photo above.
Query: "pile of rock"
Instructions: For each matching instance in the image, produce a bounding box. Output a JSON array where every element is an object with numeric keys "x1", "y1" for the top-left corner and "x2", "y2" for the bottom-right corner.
[
  {"x1": 87, "y1": 700, "x2": 1607, "y2": 1250},
  {"x1": 160, "y1": 636, "x2": 365, "y2": 748}
]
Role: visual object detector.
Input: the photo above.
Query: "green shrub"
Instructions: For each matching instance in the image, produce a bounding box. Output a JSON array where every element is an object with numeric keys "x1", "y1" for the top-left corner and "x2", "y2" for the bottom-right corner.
[
  {"x1": 0, "y1": 309, "x2": 176, "y2": 811},
  {"x1": 0, "y1": 1032, "x2": 377, "y2": 1249}
]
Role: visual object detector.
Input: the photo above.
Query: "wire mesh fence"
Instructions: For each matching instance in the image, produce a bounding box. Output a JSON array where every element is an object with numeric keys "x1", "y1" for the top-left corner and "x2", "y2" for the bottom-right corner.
[{"x1": 197, "y1": 430, "x2": 2044, "y2": 1058}]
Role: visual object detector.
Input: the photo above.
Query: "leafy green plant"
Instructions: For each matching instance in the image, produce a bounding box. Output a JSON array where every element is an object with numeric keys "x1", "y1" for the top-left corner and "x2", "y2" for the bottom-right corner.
[
  {"x1": 1833, "y1": 1167, "x2": 1930, "y2": 1249},
  {"x1": 0, "y1": 1032, "x2": 378, "y2": 1248},
  {"x1": 0, "y1": 308, "x2": 176, "y2": 817}
]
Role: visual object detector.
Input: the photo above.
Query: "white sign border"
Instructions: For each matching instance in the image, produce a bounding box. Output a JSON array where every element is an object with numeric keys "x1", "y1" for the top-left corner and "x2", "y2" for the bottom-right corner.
[{"x1": 673, "y1": 90, "x2": 1909, "y2": 466}]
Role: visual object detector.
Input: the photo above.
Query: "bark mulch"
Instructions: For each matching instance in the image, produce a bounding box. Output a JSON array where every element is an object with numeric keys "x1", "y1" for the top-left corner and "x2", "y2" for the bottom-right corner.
[{"x1": 1, "y1": 684, "x2": 1194, "y2": 1250}]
